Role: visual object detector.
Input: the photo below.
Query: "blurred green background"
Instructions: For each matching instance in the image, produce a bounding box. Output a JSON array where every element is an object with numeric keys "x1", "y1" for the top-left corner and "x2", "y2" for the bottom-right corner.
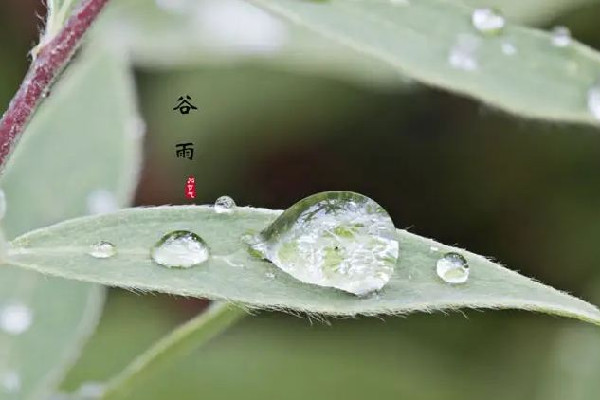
[{"x1": 2, "y1": 1, "x2": 600, "y2": 399}]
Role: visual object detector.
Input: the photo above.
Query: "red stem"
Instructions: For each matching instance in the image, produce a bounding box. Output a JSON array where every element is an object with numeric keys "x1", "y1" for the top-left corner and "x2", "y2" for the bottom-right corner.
[{"x1": 0, "y1": 0, "x2": 110, "y2": 168}]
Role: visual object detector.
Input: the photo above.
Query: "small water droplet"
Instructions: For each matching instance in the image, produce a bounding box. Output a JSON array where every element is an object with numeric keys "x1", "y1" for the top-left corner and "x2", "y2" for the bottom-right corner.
[
  {"x1": 88, "y1": 241, "x2": 117, "y2": 259},
  {"x1": 127, "y1": 116, "x2": 146, "y2": 140},
  {"x1": 501, "y1": 41, "x2": 517, "y2": 55},
  {"x1": 265, "y1": 271, "x2": 275, "y2": 279},
  {"x1": 1, "y1": 371, "x2": 20, "y2": 393},
  {"x1": 448, "y1": 34, "x2": 480, "y2": 71},
  {"x1": 436, "y1": 252, "x2": 469, "y2": 284},
  {"x1": 588, "y1": 81, "x2": 600, "y2": 121},
  {"x1": 551, "y1": 26, "x2": 572, "y2": 47},
  {"x1": 0, "y1": 189, "x2": 6, "y2": 220},
  {"x1": 0, "y1": 301, "x2": 33, "y2": 336},
  {"x1": 86, "y1": 190, "x2": 118, "y2": 215},
  {"x1": 214, "y1": 196, "x2": 236, "y2": 214},
  {"x1": 77, "y1": 382, "x2": 105, "y2": 399},
  {"x1": 429, "y1": 245, "x2": 439, "y2": 252},
  {"x1": 471, "y1": 8, "x2": 505, "y2": 35},
  {"x1": 244, "y1": 192, "x2": 399, "y2": 296},
  {"x1": 151, "y1": 230, "x2": 210, "y2": 268}
]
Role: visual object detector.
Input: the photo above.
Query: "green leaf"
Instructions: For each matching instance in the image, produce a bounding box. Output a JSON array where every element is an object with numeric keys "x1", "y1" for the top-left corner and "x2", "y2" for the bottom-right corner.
[
  {"x1": 92, "y1": 0, "x2": 408, "y2": 86},
  {"x1": 0, "y1": 45, "x2": 142, "y2": 400},
  {"x1": 246, "y1": 0, "x2": 600, "y2": 124},
  {"x1": 5, "y1": 205, "x2": 600, "y2": 324}
]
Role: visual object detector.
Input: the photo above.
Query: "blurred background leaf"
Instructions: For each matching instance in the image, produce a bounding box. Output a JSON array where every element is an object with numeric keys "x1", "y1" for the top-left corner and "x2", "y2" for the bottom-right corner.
[
  {"x1": 2, "y1": 0, "x2": 600, "y2": 400},
  {"x1": 0, "y1": 42, "x2": 141, "y2": 399}
]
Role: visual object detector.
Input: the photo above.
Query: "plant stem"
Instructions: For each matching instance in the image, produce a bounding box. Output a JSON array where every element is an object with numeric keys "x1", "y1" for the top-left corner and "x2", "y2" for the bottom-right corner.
[
  {"x1": 0, "y1": 0, "x2": 110, "y2": 168},
  {"x1": 100, "y1": 302, "x2": 247, "y2": 400}
]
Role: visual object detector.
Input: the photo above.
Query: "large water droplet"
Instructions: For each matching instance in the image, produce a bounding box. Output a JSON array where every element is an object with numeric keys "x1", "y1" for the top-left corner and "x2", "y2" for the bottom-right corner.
[
  {"x1": 551, "y1": 26, "x2": 572, "y2": 47},
  {"x1": 0, "y1": 301, "x2": 33, "y2": 336},
  {"x1": 244, "y1": 192, "x2": 399, "y2": 296},
  {"x1": 88, "y1": 241, "x2": 117, "y2": 259},
  {"x1": 151, "y1": 230, "x2": 210, "y2": 268},
  {"x1": 0, "y1": 189, "x2": 6, "y2": 220},
  {"x1": 0, "y1": 371, "x2": 20, "y2": 394},
  {"x1": 448, "y1": 34, "x2": 480, "y2": 71},
  {"x1": 214, "y1": 196, "x2": 236, "y2": 214},
  {"x1": 436, "y1": 252, "x2": 469, "y2": 284},
  {"x1": 587, "y1": 81, "x2": 600, "y2": 121},
  {"x1": 86, "y1": 190, "x2": 118, "y2": 215},
  {"x1": 471, "y1": 8, "x2": 505, "y2": 35}
]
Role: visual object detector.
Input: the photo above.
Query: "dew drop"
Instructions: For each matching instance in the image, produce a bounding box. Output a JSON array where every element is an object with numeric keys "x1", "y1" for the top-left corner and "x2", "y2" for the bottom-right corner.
[
  {"x1": 1, "y1": 371, "x2": 20, "y2": 394},
  {"x1": 588, "y1": 81, "x2": 600, "y2": 121},
  {"x1": 265, "y1": 271, "x2": 275, "y2": 279},
  {"x1": 0, "y1": 189, "x2": 6, "y2": 220},
  {"x1": 244, "y1": 192, "x2": 399, "y2": 296},
  {"x1": 551, "y1": 26, "x2": 572, "y2": 47},
  {"x1": 127, "y1": 116, "x2": 146, "y2": 140},
  {"x1": 436, "y1": 252, "x2": 469, "y2": 284},
  {"x1": 151, "y1": 230, "x2": 210, "y2": 268},
  {"x1": 0, "y1": 301, "x2": 33, "y2": 336},
  {"x1": 501, "y1": 41, "x2": 517, "y2": 55},
  {"x1": 448, "y1": 34, "x2": 480, "y2": 71},
  {"x1": 214, "y1": 196, "x2": 236, "y2": 214},
  {"x1": 86, "y1": 190, "x2": 118, "y2": 215},
  {"x1": 88, "y1": 241, "x2": 117, "y2": 259},
  {"x1": 471, "y1": 8, "x2": 505, "y2": 35}
]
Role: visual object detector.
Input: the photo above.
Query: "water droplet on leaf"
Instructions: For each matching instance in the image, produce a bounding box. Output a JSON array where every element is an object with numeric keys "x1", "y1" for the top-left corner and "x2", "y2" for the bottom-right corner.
[
  {"x1": 0, "y1": 301, "x2": 33, "y2": 336},
  {"x1": 436, "y1": 252, "x2": 469, "y2": 284},
  {"x1": 551, "y1": 26, "x2": 572, "y2": 47},
  {"x1": 88, "y1": 241, "x2": 117, "y2": 259},
  {"x1": 471, "y1": 8, "x2": 505, "y2": 35},
  {"x1": 0, "y1": 371, "x2": 20, "y2": 394},
  {"x1": 86, "y1": 190, "x2": 118, "y2": 215},
  {"x1": 244, "y1": 192, "x2": 399, "y2": 296},
  {"x1": 587, "y1": 81, "x2": 600, "y2": 121},
  {"x1": 501, "y1": 42, "x2": 517, "y2": 55},
  {"x1": 214, "y1": 196, "x2": 236, "y2": 214},
  {"x1": 448, "y1": 34, "x2": 480, "y2": 71},
  {"x1": 151, "y1": 230, "x2": 210, "y2": 268}
]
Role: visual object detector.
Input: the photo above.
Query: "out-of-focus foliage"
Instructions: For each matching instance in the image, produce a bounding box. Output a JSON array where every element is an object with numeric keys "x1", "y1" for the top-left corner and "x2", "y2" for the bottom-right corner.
[{"x1": 0, "y1": 42, "x2": 141, "y2": 400}]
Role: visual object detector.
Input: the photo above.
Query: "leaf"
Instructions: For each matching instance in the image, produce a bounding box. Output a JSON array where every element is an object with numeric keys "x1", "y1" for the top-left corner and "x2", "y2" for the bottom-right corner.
[
  {"x1": 246, "y1": 0, "x2": 600, "y2": 124},
  {"x1": 4, "y1": 205, "x2": 600, "y2": 324},
  {"x1": 92, "y1": 0, "x2": 408, "y2": 86},
  {"x1": 0, "y1": 44, "x2": 142, "y2": 400}
]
